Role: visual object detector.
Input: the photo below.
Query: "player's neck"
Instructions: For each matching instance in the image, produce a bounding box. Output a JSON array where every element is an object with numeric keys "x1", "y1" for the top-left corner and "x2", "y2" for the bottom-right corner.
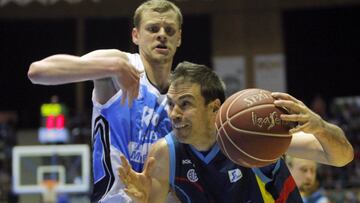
[
  {"x1": 143, "y1": 59, "x2": 172, "y2": 93},
  {"x1": 303, "y1": 180, "x2": 320, "y2": 197},
  {"x1": 191, "y1": 133, "x2": 217, "y2": 152}
]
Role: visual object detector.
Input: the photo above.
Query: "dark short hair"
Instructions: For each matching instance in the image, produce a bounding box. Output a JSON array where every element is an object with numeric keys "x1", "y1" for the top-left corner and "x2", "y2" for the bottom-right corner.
[
  {"x1": 133, "y1": 0, "x2": 183, "y2": 28},
  {"x1": 170, "y1": 61, "x2": 226, "y2": 105}
]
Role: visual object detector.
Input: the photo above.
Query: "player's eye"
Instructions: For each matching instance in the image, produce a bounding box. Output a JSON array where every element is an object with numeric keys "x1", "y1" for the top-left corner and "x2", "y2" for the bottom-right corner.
[
  {"x1": 301, "y1": 168, "x2": 307, "y2": 173},
  {"x1": 147, "y1": 25, "x2": 160, "y2": 33},
  {"x1": 180, "y1": 101, "x2": 191, "y2": 109},
  {"x1": 165, "y1": 26, "x2": 176, "y2": 36},
  {"x1": 167, "y1": 100, "x2": 174, "y2": 109}
]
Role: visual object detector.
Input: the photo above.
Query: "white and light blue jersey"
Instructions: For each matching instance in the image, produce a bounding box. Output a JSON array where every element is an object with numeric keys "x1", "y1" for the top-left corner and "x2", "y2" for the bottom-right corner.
[{"x1": 91, "y1": 53, "x2": 172, "y2": 203}]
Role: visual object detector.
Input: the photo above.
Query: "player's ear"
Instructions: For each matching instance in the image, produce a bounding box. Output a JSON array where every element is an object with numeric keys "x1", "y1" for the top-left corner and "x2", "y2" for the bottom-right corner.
[
  {"x1": 177, "y1": 29, "x2": 182, "y2": 47},
  {"x1": 212, "y1": 99, "x2": 221, "y2": 113},
  {"x1": 132, "y1": 28, "x2": 139, "y2": 45}
]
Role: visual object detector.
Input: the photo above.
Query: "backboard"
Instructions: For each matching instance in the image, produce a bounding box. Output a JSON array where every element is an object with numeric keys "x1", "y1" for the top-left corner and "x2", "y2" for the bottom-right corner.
[{"x1": 12, "y1": 144, "x2": 90, "y2": 194}]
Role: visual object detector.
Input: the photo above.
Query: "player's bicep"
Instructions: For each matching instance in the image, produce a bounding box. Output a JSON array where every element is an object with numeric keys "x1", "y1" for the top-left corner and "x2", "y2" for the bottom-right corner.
[
  {"x1": 147, "y1": 139, "x2": 171, "y2": 203},
  {"x1": 149, "y1": 177, "x2": 170, "y2": 203}
]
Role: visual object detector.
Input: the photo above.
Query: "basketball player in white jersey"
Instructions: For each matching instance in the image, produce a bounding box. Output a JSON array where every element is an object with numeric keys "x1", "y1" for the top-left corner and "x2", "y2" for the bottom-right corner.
[{"x1": 28, "y1": 1, "x2": 182, "y2": 202}]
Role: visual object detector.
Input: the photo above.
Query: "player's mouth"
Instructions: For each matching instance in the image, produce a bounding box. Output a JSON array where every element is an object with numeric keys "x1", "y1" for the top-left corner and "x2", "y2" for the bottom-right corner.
[
  {"x1": 300, "y1": 183, "x2": 312, "y2": 190},
  {"x1": 173, "y1": 123, "x2": 188, "y2": 129},
  {"x1": 155, "y1": 44, "x2": 169, "y2": 54}
]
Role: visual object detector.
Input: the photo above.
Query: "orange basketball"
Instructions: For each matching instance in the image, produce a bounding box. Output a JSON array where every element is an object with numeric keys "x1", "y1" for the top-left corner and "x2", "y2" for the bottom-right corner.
[{"x1": 215, "y1": 88, "x2": 293, "y2": 168}]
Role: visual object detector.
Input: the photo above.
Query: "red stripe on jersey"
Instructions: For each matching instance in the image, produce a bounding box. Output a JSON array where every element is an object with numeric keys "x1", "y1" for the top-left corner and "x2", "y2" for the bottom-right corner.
[
  {"x1": 275, "y1": 176, "x2": 297, "y2": 203},
  {"x1": 175, "y1": 177, "x2": 205, "y2": 192}
]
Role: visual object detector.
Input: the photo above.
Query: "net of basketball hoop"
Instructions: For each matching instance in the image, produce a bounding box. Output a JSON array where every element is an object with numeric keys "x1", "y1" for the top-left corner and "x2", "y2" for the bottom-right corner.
[{"x1": 41, "y1": 179, "x2": 58, "y2": 203}]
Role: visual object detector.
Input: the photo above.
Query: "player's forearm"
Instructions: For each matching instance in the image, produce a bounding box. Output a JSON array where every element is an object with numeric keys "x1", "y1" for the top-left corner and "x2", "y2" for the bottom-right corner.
[
  {"x1": 148, "y1": 184, "x2": 169, "y2": 203},
  {"x1": 315, "y1": 120, "x2": 354, "y2": 167},
  {"x1": 28, "y1": 54, "x2": 119, "y2": 85}
]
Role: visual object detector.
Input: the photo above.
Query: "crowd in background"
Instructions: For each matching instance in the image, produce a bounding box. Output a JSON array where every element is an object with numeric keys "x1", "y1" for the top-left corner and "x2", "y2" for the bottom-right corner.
[{"x1": 311, "y1": 95, "x2": 360, "y2": 202}]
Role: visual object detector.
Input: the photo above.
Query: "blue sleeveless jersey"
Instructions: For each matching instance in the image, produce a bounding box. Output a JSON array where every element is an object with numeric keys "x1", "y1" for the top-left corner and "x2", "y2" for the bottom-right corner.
[
  {"x1": 165, "y1": 133, "x2": 303, "y2": 203},
  {"x1": 91, "y1": 53, "x2": 172, "y2": 202}
]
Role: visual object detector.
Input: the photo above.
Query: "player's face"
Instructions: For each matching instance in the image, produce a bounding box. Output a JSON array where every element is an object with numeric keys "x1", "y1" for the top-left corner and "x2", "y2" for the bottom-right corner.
[
  {"x1": 132, "y1": 10, "x2": 181, "y2": 64},
  {"x1": 167, "y1": 82, "x2": 215, "y2": 145},
  {"x1": 290, "y1": 158, "x2": 317, "y2": 193}
]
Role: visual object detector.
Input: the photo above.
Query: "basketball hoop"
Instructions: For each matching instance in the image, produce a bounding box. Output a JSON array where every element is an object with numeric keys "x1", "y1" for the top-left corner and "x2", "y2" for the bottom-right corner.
[{"x1": 41, "y1": 180, "x2": 58, "y2": 203}]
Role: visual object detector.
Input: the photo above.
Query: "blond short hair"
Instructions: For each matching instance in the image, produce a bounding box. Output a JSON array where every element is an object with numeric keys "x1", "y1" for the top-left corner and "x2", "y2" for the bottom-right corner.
[{"x1": 133, "y1": 0, "x2": 183, "y2": 28}]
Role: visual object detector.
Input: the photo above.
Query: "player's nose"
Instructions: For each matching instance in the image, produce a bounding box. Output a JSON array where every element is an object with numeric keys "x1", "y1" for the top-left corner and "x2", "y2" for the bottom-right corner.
[
  {"x1": 157, "y1": 28, "x2": 167, "y2": 41},
  {"x1": 169, "y1": 106, "x2": 182, "y2": 121}
]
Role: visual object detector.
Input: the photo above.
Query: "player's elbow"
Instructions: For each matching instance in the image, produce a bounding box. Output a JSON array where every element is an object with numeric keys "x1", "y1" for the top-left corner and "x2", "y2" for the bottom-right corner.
[
  {"x1": 342, "y1": 146, "x2": 354, "y2": 167},
  {"x1": 27, "y1": 62, "x2": 38, "y2": 83},
  {"x1": 28, "y1": 62, "x2": 46, "y2": 84},
  {"x1": 333, "y1": 144, "x2": 354, "y2": 167}
]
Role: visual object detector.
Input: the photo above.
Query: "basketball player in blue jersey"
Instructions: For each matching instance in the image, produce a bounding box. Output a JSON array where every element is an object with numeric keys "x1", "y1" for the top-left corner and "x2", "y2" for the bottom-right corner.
[
  {"x1": 27, "y1": 1, "x2": 182, "y2": 202},
  {"x1": 118, "y1": 61, "x2": 353, "y2": 203}
]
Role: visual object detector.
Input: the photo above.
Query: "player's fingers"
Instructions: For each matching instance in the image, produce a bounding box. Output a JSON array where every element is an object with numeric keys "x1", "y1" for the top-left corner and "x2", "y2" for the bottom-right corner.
[
  {"x1": 118, "y1": 169, "x2": 126, "y2": 181},
  {"x1": 129, "y1": 83, "x2": 140, "y2": 108},
  {"x1": 120, "y1": 155, "x2": 131, "y2": 170},
  {"x1": 271, "y1": 92, "x2": 290, "y2": 100},
  {"x1": 127, "y1": 91, "x2": 134, "y2": 108},
  {"x1": 132, "y1": 67, "x2": 143, "y2": 75},
  {"x1": 120, "y1": 156, "x2": 140, "y2": 182},
  {"x1": 125, "y1": 187, "x2": 144, "y2": 199},
  {"x1": 133, "y1": 190, "x2": 144, "y2": 199},
  {"x1": 118, "y1": 167, "x2": 129, "y2": 185},
  {"x1": 128, "y1": 67, "x2": 140, "y2": 83},
  {"x1": 289, "y1": 122, "x2": 310, "y2": 134},
  {"x1": 121, "y1": 90, "x2": 127, "y2": 106},
  {"x1": 124, "y1": 188, "x2": 138, "y2": 198},
  {"x1": 127, "y1": 169, "x2": 138, "y2": 181},
  {"x1": 274, "y1": 100, "x2": 306, "y2": 114},
  {"x1": 272, "y1": 92, "x2": 304, "y2": 105},
  {"x1": 280, "y1": 114, "x2": 309, "y2": 123},
  {"x1": 133, "y1": 79, "x2": 140, "y2": 99},
  {"x1": 128, "y1": 79, "x2": 140, "y2": 108},
  {"x1": 124, "y1": 188, "x2": 131, "y2": 195}
]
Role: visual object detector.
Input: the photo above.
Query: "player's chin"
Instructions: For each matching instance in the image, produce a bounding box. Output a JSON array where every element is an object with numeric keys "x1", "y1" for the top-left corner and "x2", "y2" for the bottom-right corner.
[
  {"x1": 173, "y1": 131, "x2": 189, "y2": 143},
  {"x1": 300, "y1": 184, "x2": 312, "y2": 191},
  {"x1": 151, "y1": 54, "x2": 172, "y2": 63}
]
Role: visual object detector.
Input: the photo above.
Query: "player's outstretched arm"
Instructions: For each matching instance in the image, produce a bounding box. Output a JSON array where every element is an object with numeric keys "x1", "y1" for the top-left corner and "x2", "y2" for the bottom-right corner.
[
  {"x1": 28, "y1": 49, "x2": 126, "y2": 85},
  {"x1": 272, "y1": 92, "x2": 354, "y2": 167},
  {"x1": 28, "y1": 49, "x2": 140, "y2": 105}
]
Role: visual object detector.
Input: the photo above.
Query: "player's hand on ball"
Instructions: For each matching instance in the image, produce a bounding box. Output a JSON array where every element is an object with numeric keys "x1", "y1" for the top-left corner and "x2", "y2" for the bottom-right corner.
[
  {"x1": 271, "y1": 92, "x2": 324, "y2": 135},
  {"x1": 118, "y1": 155, "x2": 155, "y2": 203},
  {"x1": 216, "y1": 88, "x2": 292, "y2": 168}
]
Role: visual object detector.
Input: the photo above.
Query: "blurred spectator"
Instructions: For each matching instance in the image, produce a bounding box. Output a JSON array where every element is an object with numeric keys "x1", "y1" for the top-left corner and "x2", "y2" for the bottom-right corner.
[
  {"x1": 0, "y1": 111, "x2": 18, "y2": 202},
  {"x1": 311, "y1": 94, "x2": 328, "y2": 119},
  {"x1": 286, "y1": 156, "x2": 330, "y2": 203}
]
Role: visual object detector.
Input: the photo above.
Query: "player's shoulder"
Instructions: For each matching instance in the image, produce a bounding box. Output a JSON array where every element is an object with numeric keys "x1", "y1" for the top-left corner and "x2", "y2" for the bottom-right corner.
[
  {"x1": 151, "y1": 139, "x2": 168, "y2": 154},
  {"x1": 148, "y1": 139, "x2": 169, "y2": 162}
]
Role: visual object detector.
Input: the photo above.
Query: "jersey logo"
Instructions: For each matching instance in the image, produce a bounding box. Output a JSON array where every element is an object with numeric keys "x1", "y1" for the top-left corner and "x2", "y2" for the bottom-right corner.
[
  {"x1": 187, "y1": 169, "x2": 199, "y2": 182},
  {"x1": 182, "y1": 159, "x2": 192, "y2": 165},
  {"x1": 128, "y1": 142, "x2": 151, "y2": 164},
  {"x1": 228, "y1": 168, "x2": 242, "y2": 183}
]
